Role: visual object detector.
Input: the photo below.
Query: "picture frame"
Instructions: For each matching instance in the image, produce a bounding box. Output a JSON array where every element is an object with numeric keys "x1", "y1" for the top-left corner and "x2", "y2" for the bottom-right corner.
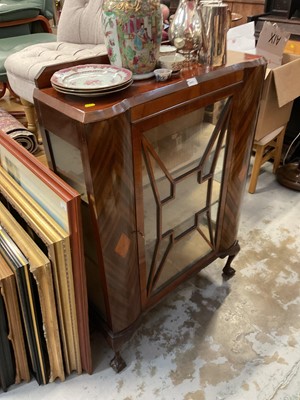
[
  {"x1": 0, "y1": 224, "x2": 49, "y2": 385},
  {"x1": 0, "y1": 167, "x2": 81, "y2": 376},
  {"x1": 0, "y1": 130, "x2": 91, "y2": 374},
  {"x1": 0, "y1": 201, "x2": 64, "y2": 383},
  {"x1": 0, "y1": 286, "x2": 16, "y2": 391},
  {"x1": 0, "y1": 253, "x2": 30, "y2": 385}
]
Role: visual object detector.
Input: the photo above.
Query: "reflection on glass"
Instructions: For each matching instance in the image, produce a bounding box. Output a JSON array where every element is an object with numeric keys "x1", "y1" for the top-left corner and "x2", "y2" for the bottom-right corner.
[
  {"x1": 162, "y1": 176, "x2": 209, "y2": 237},
  {"x1": 153, "y1": 229, "x2": 212, "y2": 291},
  {"x1": 145, "y1": 234, "x2": 171, "y2": 292},
  {"x1": 141, "y1": 98, "x2": 230, "y2": 294},
  {"x1": 47, "y1": 131, "x2": 88, "y2": 202},
  {"x1": 45, "y1": 132, "x2": 107, "y2": 320}
]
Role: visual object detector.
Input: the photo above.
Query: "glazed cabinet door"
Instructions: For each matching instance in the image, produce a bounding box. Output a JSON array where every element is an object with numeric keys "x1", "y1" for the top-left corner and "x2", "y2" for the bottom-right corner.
[{"x1": 133, "y1": 94, "x2": 234, "y2": 307}]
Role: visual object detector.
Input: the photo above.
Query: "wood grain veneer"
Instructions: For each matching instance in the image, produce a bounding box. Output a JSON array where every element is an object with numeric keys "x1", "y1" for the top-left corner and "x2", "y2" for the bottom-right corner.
[{"x1": 34, "y1": 51, "x2": 266, "y2": 371}]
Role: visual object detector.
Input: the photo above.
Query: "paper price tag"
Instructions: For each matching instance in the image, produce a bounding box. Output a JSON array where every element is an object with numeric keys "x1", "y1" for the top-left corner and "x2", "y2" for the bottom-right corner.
[{"x1": 186, "y1": 77, "x2": 198, "y2": 87}]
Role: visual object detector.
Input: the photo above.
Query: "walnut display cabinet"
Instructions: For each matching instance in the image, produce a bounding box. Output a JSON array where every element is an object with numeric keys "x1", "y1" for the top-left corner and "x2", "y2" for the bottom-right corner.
[{"x1": 34, "y1": 51, "x2": 266, "y2": 372}]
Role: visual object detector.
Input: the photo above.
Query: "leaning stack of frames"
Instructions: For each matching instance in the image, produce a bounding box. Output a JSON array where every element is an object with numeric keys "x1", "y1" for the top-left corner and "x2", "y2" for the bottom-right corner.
[
  {"x1": 0, "y1": 250, "x2": 30, "y2": 391},
  {"x1": 0, "y1": 130, "x2": 92, "y2": 390},
  {"x1": 0, "y1": 212, "x2": 61, "y2": 385}
]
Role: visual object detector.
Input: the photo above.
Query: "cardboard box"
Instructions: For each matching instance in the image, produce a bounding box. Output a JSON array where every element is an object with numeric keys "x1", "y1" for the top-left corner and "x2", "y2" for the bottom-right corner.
[
  {"x1": 227, "y1": 21, "x2": 300, "y2": 141},
  {"x1": 282, "y1": 52, "x2": 300, "y2": 64},
  {"x1": 254, "y1": 57, "x2": 300, "y2": 141}
]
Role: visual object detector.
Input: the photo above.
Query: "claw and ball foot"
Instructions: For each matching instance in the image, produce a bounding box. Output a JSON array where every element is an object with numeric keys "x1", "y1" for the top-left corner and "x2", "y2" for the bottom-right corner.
[
  {"x1": 110, "y1": 352, "x2": 126, "y2": 373},
  {"x1": 222, "y1": 261, "x2": 236, "y2": 277},
  {"x1": 221, "y1": 241, "x2": 240, "y2": 278}
]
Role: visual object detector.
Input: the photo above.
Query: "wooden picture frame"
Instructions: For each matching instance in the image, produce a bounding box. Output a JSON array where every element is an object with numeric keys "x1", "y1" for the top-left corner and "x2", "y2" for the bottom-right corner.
[
  {"x1": 0, "y1": 202, "x2": 65, "y2": 383},
  {"x1": 0, "y1": 285, "x2": 16, "y2": 391},
  {"x1": 0, "y1": 224, "x2": 49, "y2": 385},
  {"x1": 0, "y1": 167, "x2": 81, "y2": 377},
  {"x1": 0, "y1": 130, "x2": 91, "y2": 374},
  {"x1": 0, "y1": 253, "x2": 30, "y2": 385}
]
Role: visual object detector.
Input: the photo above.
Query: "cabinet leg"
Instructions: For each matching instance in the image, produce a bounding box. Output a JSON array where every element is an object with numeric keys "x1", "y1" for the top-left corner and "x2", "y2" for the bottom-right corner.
[
  {"x1": 110, "y1": 352, "x2": 126, "y2": 373},
  {"x1": 222, "y1": 257, "x2": 236, "y2": 277},
  {"x1": 221, "y1": 241, "x2": 240, "y2": 278}
]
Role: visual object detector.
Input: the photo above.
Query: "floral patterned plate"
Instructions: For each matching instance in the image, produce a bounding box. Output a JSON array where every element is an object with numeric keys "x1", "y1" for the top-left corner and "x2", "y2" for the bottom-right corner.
[
  {"x1": 51, "y1": 79, "x2": 133, "y2": 97},
  {"x1": 51, "y1": 64, "x2": 133, "y2": 90}
]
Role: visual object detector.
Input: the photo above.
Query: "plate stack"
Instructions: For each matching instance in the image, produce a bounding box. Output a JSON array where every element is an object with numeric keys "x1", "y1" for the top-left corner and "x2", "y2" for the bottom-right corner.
[{"x1": 51, "y1": 64, "x2": 133, "y2": 97}]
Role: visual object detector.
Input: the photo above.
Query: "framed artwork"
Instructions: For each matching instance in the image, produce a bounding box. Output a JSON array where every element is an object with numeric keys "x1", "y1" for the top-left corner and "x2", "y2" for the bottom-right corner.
[
  {"x1": 0, "y1": 288, "x2": 16, "y2": 392},
  {"x1": 0, "y1": 225, "x2": 49, "y2": 385},
  {"x1": 0, "y1": 253, "x2": 30, "y2": 385},
  {"x1": 0, "y1": 130, "x2": 91, "y2": 374},
  {"x1": 0, "y1": 167, "x2": 81, "y2": 376},
  {"x1": 0, "y1": 201, "x2": 65, "y2": 383}
]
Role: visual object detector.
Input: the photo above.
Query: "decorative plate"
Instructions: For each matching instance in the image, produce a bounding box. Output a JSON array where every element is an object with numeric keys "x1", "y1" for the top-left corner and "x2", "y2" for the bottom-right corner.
[
  {"x1": 51, "y1": 78, "x2": 133, "y2": 93},
  {"x1": 52, "y1": 79, "x2": 133, "y2": 97},
  {"x1": 51, "y1": 64, "x2": 133, "y2": 90}
]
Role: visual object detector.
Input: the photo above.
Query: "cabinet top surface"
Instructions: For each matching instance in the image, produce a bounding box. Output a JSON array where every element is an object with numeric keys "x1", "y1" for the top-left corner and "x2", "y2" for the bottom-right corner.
[{"x1": 34, "y1": 51, "x2": 265, "y2": 124}]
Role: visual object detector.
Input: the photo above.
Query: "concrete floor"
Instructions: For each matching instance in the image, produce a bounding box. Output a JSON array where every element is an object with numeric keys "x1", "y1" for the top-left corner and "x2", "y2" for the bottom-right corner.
[{"x1": 1, "y1": 96, "x2": 300, "y2": 399}]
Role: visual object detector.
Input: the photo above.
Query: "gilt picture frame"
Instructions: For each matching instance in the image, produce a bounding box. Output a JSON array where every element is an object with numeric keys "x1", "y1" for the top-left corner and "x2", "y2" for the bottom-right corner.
[
  {"x1": 0, "y1": 253, "x2": 30, "y2": 385},
  {"x1": 0, "y1": 202, "x2": 65, "y2": 383},
  {"x1": 0, "y1": 130, "x2": 91, "y2": 374},
  {"x1": 0, "y1": 285, "x2": 16, "y2": 392},
  {"x1": 0, "y1": 224, "x2": 49, "y2": 385},
  {"x1": 0, "y1": 167, "x2": 81, "y2": 376}
]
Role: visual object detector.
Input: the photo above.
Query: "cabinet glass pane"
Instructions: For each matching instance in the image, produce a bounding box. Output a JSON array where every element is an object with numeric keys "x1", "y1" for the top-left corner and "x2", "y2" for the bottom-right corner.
[
  {"x1": 141, "y1": 99, "x2": 230, "y2": 294},
  {"x1": 45, "y1": 131, "x2": 107, "y2": 321},
  {"x1": 47, "y1": 131, "x2": 88, "y2": 203}
]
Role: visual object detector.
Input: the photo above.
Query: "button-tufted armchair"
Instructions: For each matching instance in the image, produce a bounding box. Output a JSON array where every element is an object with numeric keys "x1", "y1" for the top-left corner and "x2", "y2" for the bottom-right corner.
[
  {"x1": 0, "y1": 0, "x2": 54, "y2": 39},
  {"x1": 4, "y1": 0, "x2": 107, "y2": 136},
  {"x1": 0, "y1": 0, "x2": 56, "y2": 97}
]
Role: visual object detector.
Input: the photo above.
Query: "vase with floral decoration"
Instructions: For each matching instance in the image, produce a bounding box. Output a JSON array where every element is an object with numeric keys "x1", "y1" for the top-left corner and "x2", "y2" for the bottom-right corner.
[{"x1": 102, "y1": 0, "x2": 163, "y2": 80}]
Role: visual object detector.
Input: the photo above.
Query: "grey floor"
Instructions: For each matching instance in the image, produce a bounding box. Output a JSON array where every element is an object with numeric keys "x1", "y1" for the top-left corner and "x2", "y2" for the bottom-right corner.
[{"x1": 1, "y1": 159, "x2": 300, "y2": 399}]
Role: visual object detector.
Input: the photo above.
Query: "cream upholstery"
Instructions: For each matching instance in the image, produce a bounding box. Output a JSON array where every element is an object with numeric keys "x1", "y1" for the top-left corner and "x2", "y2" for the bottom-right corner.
[
  {"x1": 4, "y1": 0, "x2": 107, "y2": 132},
  {"x1": 57, "y1": 1, "x2": 105, "y2": 44},
  {"x1": 5, "y1": 43, "x2": 106, "y2": 103}
]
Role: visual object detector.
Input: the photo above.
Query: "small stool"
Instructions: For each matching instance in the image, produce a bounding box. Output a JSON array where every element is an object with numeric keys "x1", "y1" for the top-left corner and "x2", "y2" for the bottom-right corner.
[{"x1": 248, "y1": 126, "x2": 286, "y2": 194}]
